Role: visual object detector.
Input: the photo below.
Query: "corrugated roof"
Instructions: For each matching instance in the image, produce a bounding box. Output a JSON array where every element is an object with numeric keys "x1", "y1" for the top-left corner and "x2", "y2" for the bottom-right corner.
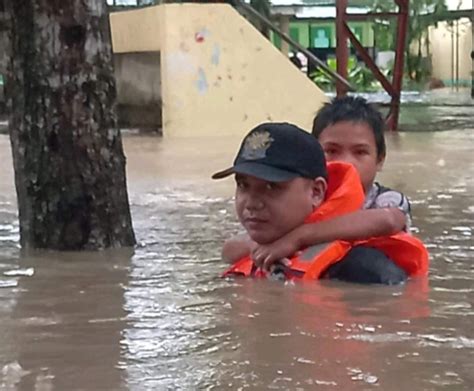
[
  {"x1": 270, "y1": 3, "x2": 370, "y2": 18},
  {"x1": 295, "y1": 6, "x2": 370, "y2": 18},
  {"x1": 270, "y1": 0, "x2": 382, "y2": 6}
]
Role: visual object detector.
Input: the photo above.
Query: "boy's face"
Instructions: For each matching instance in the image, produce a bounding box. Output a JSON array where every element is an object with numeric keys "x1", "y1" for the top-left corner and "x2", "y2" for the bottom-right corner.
[
  {"x1": 235, "y1": 174, "x2": 325, "y2": 244},
  {"x1": 318, "y1": 121, "x2": 385, "y2": 193}
]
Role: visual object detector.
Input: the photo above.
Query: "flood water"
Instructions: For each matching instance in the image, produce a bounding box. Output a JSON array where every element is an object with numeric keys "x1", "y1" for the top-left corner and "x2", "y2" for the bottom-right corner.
[{"x1": 1, "y1": 90, "x2": 473, "y2": 390}]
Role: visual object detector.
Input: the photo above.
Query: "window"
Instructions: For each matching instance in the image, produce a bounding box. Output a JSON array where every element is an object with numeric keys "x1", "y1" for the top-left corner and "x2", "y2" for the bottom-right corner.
[{"x1": 310, "y1": 26, "x2": 332, "y2": 48}]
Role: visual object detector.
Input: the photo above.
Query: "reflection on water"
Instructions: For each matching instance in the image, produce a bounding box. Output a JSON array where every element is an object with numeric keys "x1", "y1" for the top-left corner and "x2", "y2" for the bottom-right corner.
[
  {"x1": 1, "y1": 99, "x2": 473, "y2": 389},
  {"x1": 0, "y1": 251, "x2": 130, "y2": 390}
]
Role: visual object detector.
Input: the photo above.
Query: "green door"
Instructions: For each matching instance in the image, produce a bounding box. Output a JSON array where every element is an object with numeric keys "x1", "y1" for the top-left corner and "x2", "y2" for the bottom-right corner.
[{"x1": 290, "y1": 26, "x2": 300, "y2": 44}]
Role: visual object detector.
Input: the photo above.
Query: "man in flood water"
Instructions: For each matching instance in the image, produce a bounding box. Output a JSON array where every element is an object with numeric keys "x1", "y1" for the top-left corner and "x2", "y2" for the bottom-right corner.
[{"x1": 212, "y1": 122, "x2": 414, "y2": 284}]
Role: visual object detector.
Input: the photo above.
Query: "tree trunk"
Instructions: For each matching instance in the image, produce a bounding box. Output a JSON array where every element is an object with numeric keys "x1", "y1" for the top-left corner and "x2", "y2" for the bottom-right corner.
[{"x1": 5, "y1": 0, "x2": 136, "y2": 250}]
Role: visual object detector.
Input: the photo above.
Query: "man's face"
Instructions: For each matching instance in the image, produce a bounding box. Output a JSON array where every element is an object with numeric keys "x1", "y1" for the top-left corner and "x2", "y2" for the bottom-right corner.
[
  {"x1": 235, "y1": 173, "x2": 323, "y2": 244},
  {"x1": 318, "y1": 121, "x2": 384, "y2": 194}
]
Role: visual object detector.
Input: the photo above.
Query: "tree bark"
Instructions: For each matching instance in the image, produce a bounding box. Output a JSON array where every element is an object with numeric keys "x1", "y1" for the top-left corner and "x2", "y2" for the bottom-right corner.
[{"x1": 5, "y1": 0, "x2": 136, "y2": 250}]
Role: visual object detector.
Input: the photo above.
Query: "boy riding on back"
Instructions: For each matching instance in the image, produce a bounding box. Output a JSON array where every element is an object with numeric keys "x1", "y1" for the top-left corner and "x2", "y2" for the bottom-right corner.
[
  {"x1": 215, "y1": 122, "x2": 427, "y2": 283},
  {"x1": 248, "y1": 97, "x2": 411, "y2": 267},
  {"x1": 246, "y1": 96, "x2": 413, "y2": 270}
]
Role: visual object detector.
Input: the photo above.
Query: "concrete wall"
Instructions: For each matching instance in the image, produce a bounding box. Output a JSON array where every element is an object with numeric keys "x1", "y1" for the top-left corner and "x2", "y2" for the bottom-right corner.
[
  {"x1": 110, "y1": 4, "x2": 327, "y2": 138},
  {"x1": 428, "y1": 19, "x2": 472, "y2": 86},
  {"x1": 110, "y1": 6, "x2": 163, "y2": 53},
  {"x1": 114, "y1": 53, "x2": 161, "y2": 106},
  {"x1": 114, "y1": 52, "x2": 162, "y2": 131}
]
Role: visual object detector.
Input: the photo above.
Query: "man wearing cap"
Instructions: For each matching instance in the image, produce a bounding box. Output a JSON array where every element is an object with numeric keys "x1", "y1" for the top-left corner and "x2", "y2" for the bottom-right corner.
[
  {"x1": 213, "y1": 122, "x2": 409, "y2": 283},
  {"x1": 213, "y1": 122, "x2": 329, "y2": 247}
]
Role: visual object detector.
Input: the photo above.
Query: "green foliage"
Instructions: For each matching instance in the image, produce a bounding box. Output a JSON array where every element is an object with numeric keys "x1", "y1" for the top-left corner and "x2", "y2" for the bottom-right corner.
[{"x1": 311, "y1": 57, "x2": 382, "y2": 92}]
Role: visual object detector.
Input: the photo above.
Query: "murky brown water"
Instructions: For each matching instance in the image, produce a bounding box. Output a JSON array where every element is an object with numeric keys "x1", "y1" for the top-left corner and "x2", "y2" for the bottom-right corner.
[{"x1": 1, "y1": 94, "x2": 473, "y2": 390}]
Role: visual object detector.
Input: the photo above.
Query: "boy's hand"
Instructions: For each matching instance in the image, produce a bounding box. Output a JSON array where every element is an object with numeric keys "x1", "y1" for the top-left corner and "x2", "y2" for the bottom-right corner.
[
  {"x1": 251, "y1": 234, "x2": 300, "y2": 271},
  {"x1": 222, "y1": 234, "x2": 257, "y2": 263}
]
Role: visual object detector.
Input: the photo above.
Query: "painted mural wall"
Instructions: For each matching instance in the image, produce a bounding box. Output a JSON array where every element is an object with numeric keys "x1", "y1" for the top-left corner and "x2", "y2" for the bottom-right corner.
[{"x1": 110, "y1": 4, "x2": 327, "y2": 138}]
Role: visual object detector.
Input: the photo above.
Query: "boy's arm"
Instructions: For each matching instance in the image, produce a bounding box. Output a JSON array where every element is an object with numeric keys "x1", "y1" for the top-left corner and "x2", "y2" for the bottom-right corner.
[
  {"x1": 297, "y1": 207, "x2": 405, "y2": 245},
  {"x1": 221, "y1": 233, "x2": 256, "y2": 263},
  {"x1": 373, "y1": 190, "x2": 412, "y2": 231},
  {"x1": 252, "y1": 207, "x2": 406, "y2": 270}
]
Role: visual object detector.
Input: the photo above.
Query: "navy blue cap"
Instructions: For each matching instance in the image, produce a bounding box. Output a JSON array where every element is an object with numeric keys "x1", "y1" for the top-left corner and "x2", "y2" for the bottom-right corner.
[{"x1": 212, "y1": 122, "x2": 327, "y2": 182}]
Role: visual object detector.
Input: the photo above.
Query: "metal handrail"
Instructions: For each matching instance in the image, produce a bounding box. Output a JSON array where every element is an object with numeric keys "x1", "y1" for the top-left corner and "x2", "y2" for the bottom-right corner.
[{"x1": 234, "y1": 0, "x2": 355, "y2": 91}]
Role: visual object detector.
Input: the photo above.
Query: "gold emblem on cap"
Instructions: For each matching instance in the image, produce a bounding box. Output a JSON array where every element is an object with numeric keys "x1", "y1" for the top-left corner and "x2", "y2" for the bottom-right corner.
[{"x1": 242, "y1": 130, "x2": 274, "y2": 160}]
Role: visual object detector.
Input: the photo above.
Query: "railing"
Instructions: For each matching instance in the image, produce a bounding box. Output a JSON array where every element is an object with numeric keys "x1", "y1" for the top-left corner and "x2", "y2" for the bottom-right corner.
[
  {"x1": 233, "y1": 0, "x2": 355, "y2": 92},
  {"x1": 106, "y1": 0, "x2": 354, "y2": 91}
]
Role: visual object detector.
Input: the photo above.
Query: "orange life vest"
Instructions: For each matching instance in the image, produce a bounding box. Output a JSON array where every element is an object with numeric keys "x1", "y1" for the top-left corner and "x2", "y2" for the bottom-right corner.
[{"x1": 223, "y1": 162, "x2": 429, "y2": 280}]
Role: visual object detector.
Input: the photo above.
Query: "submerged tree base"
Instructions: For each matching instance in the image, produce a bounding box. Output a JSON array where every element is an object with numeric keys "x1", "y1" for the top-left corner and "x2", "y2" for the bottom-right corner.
[{"x1": 5, "y1": 0, "x2": 135, "y2": 250}]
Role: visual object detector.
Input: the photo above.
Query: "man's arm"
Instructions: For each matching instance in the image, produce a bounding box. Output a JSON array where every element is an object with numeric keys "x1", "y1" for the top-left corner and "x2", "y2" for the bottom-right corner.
[{"x1": 252, "y1": 207, "x2": 406, "y2": 269}]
